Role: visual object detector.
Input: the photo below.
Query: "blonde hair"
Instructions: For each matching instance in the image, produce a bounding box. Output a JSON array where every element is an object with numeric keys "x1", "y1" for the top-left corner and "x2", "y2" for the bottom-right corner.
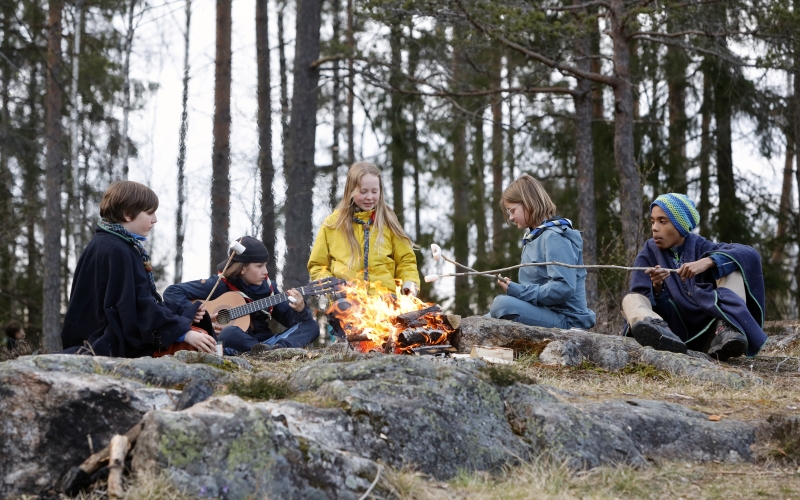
[
  {"x1": 328, "y1": 162, "x2": 413, "y2": 269},
  {"x1": 501, "y1": 174, "x2": 557, "y2": 227}
]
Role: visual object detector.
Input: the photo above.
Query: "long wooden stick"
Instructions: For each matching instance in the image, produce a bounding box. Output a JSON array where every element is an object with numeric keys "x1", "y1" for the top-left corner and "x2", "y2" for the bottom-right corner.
[
  {"x1": 107, "y1": 434, "x2": 130, "y2": 498},
  {"x1": 429, "y1": 261, "x2": 679, "y2": 281}
]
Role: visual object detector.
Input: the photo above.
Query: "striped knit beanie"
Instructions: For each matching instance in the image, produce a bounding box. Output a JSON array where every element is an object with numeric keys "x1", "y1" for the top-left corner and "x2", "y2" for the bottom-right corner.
[{"x1": 650, "y1": 193, "x2": 700, "y2": 237}]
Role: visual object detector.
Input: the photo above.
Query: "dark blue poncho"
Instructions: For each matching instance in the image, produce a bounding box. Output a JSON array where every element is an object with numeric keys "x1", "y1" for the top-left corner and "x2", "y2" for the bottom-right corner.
[{"x1": 627, "y1": 233, "x2": 767, "y2": 357}]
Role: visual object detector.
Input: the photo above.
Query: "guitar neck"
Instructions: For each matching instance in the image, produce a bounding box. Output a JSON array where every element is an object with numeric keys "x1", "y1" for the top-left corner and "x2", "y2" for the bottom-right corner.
[{"x1": 227, "y1": 286, "x2": 307, "y2": 320}]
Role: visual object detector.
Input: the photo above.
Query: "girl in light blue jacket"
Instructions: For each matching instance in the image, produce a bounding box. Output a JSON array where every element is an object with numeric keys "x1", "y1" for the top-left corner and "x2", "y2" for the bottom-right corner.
[{"x1": 489, "y1": 175, "x2": 596, "y2": 329}]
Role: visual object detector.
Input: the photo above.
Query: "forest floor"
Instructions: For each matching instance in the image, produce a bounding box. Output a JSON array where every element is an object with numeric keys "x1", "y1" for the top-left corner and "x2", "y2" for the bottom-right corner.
[{"x1": 59, "y1": 322, "x2": 800, "y2": 500}]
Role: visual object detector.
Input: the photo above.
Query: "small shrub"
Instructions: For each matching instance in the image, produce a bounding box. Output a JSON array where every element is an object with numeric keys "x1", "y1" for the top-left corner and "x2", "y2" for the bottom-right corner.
[
  {"x1": 227, "y1": 375, "x2": 294, "y2": 401},
  {"x1": 481, "y1": 364, "x2": 537, "y2": 387},
  {"x1": 0, "y1": 339, "x2": 33, "y2": 362}
]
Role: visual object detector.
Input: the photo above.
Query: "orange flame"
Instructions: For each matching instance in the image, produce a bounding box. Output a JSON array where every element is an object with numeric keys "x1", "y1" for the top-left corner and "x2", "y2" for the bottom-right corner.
[{"x1": 327, "y1": 281, "x2": 452, "y2": 353}]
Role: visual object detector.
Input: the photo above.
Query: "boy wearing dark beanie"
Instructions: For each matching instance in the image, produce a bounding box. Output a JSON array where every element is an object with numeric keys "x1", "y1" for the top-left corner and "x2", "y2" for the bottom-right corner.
[{"x1": 622, "y1": 193, "x2": 767, "y2": 360}]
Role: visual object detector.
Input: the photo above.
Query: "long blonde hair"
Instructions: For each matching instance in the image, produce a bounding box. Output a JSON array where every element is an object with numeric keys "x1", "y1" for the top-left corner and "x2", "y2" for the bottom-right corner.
[
  {"x1": 502, "y1": 174, "x2": 557, "y2": 227},
  {"x1": 328, "y1": 162, "x2": 413, "y2": 269}
]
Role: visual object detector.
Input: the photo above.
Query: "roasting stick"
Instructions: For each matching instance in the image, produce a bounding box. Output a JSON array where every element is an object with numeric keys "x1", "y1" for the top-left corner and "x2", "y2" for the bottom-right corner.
[
  {"x1": 425, "y1": 261, "x2": 680, "y2": 282},
  {"x1": 430, "y1": 243, "x2": 502, "y2": 279},
  {"x1": 203, "y1": 239, "x2": 247, "y2": 303}
]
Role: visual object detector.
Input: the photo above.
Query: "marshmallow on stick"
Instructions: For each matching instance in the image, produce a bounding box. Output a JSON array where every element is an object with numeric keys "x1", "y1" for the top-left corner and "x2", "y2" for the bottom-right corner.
[{"x1": 203, "y1": 239, "x2": 247, "y2": 303}]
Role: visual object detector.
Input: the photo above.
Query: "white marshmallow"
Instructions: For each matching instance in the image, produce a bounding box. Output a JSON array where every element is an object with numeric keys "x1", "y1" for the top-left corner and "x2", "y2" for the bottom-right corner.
[
  {"x1": 424, "y1": 274, "x2": 440, "y2": 283},
  {"x1": 229, "y1": 241, "x2": 246, "y2": 254},
  {"x1": 430, "y1": 243, "x2": 442, "y2": 261}
]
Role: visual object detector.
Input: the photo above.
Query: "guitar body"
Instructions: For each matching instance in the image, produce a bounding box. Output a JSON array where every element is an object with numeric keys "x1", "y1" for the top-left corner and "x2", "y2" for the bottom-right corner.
[{"x1": 203, "y1": 292, "x2": 252, "y2": 332}]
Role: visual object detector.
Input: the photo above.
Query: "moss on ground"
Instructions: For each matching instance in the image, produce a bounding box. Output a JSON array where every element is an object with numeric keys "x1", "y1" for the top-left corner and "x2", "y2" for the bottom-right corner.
[
  {"x1": 227, "y1": 375, "x2": 294, "y2": 401},
  {"x1": 480, "y1": 364, "x2": 537, "y2": 387}
]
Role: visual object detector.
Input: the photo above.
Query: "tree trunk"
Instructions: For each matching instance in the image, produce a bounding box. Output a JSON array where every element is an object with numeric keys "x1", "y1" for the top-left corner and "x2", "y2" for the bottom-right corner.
[
  {"x1": 283, "y1": 0, "x2": 323, "y2": 289},
  {"x1": 174, "y1": 0, "x2": 191, "y2": 284},
  {"x1": 120, "y1": 0, "x2": 136, "y2": 179},
  {"x1": 771, "y1": 130, "x2": 793, "y2": 264},
  {"x1": 451, "y1": 41, "x2": 471, "y2": 316},
  {"x1": 713, "y1": 62, "x2": 744, "y2": 243},
  {"x1": 389, "y1": 26, "x2": 406, "y2": 227},
  {"x1": 698, "y1": 65, "x2": 712, "y2": 236},
  {"x1": 210, "y1": 0, "x2": 233, "y2": 272},
  {"x1": 490, "y1": 44, "x2": 504, "y2": 260},
  {"x1": 330, "y1": 0, "x2": 342, "y2": 210},
  {"x1": 23, "y1": 65, "x2": 43, "y2": 336},
  {"x1": 256, "y1": 0, "x2": 275, "y2": 278},
  {"x1": 471, "y1": 111, "x2": 490, "y2": 310},
  {"x1": 69, "y1": 0, "x2": 83, "y2": 264},
  {"x1": 278, "y1": 3, "x2": 290, "y2": 162},
  {"x1": 608, "y1": 0, "x2": 643, "y2": 264},
  {"x1": 573, "y1": 4, "x2": 598, "y2": 309},
  {"x1": 346, "y1": 0, "x2": 355, "y2": 166},
  {"x1": 43, "y1": 0, "x2": 65, "y2": 352},
  {"x1": 666, "y1": 42, "x2": 687, "y2": 191},
  {"x1": 0, "y1": 1, "x2": 16, "y2": 313}
]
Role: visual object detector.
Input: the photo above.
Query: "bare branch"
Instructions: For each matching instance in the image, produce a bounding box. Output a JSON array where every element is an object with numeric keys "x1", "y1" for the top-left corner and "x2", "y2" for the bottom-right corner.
[{"x1": 310, "y1": 53, "x2": 345, "y2": 69}]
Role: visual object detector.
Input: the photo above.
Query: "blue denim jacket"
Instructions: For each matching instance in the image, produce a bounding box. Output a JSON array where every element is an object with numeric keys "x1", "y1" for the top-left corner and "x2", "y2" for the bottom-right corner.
[{"x1": 506, "y1": 227, "x2": 596, "y2": 329}]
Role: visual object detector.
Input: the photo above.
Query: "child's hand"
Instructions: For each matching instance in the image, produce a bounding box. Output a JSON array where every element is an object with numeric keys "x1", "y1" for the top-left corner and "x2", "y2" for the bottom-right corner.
[
  {"x1": 497, "y1": 276, "x2": 511, "y2": 292},
  {"x1": 645, "y1": 265, "x2": 670, "y2": 294},
  {"x1": 401, "y1": 281, "x2": 418, "y2": 297},
  {"x1": 286, "y1": 289, "x2": 305, "y2": 311},
  {"x1": 677, "y1": 257, "x2": 714, "y2": 280},
  {"x1": 184, "y1": 329, "x2": 217, "y2": 353},
  {"x1": 193, "y1": 303, "x2": 207, "y2": 323}
]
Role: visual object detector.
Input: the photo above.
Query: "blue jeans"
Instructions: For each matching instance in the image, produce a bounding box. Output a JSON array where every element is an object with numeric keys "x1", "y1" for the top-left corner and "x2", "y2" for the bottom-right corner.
[
  {"x1": 489, "y1": 295, "x2": 570, "y2": 329},
  {"x1": 218, "y1": 320, "x2": 319, "y2": 353}
]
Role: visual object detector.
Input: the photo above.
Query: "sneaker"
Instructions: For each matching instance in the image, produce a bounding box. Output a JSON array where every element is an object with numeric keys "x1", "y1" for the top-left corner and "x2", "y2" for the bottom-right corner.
[
  {"x1": 630, "y1": 317, "x2": 687, "y2": 354},
  {"x1": 707, "y1": 320, "x2": 746, "y2": 361},
  {"x1": 250, "y1": 343, "x2": 277, "y2": 355}
]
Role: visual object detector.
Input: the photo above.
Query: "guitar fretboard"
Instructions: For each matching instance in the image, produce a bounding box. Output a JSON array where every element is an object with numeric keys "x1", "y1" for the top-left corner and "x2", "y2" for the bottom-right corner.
[{"x1": 227, "y1": 286, "x2": 308, "y2": 320}]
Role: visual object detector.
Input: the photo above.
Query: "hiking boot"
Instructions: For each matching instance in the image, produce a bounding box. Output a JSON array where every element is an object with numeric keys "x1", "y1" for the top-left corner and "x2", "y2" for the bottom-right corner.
[
  {"x1": 707, "y1": 320, "x2": 746, "y2": 361},
  {"x1": 630, "y1": 317, "x2": 687, "y2": 354},
  {"x1": 250, "y1": 343, "x2": 278, "y2": 355}
]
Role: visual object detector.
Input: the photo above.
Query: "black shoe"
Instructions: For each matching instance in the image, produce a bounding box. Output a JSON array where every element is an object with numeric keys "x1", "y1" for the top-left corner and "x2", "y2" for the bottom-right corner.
[
  {"x1": 707, "y1": 320, "x2": 746, "y2": 361},
  {"x1": 631, "y1": 317, "x2": 687, "y2": 354}
]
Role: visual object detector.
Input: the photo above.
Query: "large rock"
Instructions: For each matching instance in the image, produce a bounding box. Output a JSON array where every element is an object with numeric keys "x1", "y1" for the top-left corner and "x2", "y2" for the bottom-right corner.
[
  {"x1": 502, "y1": 384, "x2": 647, "y2": 469},
  {"x1": 132, "y1": 396, "x2": 379, "y2": 500},
  {"x1": 581, "y1": 399, "x2": 755, "y2": 462},
  {"x1": 457, "y1": 316, "x2": 753, "y2": 387},
  {"x1": 288, "y1": 355, "x2": 530, "y2": 479},
  {"x1": 0, "y1": 358, "x2": 176, "y2": 497}
]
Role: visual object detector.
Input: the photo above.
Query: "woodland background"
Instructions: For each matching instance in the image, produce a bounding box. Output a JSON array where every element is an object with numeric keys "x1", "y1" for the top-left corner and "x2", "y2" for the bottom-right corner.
[{"x1": 1, "y1": 0, "x2": 799, "y2": 351}]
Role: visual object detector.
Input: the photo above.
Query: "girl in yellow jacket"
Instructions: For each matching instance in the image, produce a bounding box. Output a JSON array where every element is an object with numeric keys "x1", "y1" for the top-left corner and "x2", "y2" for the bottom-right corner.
[{"x1": 308, "y1": 161, "x2": 420, "y2": 296}]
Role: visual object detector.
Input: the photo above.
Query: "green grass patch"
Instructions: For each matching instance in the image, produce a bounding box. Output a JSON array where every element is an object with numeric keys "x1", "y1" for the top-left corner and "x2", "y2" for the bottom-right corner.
[
  {"x1": 481, "y1": 364, "x2": 537, "y2": 387},
  {"x1": 227, "y1": 375, "x2": 294, "y2": 401},
  {"x1": 619, "y1": 362, "x2": 666, "y2": 380}
]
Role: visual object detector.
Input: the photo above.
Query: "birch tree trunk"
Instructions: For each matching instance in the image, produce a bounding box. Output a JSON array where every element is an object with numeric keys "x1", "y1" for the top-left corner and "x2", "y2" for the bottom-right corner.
[
  {"x1": 174, "y1": 0, "x2": 191, "y2": 283},
  {"x1": 43, "y1": 0, "x2": 65, "y2": 352},
  {"x1": 210, "y1": 0, "x2": 233, "y2": 272},
  {"x1": 283, "y1": 0, "x2": 322, "y2": 288}
]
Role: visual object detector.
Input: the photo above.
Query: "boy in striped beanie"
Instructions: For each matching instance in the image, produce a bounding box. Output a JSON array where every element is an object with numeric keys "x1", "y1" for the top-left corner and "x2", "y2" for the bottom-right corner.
[{"x1": 621, "y1": 193, "x2": 767, "y2": 360}]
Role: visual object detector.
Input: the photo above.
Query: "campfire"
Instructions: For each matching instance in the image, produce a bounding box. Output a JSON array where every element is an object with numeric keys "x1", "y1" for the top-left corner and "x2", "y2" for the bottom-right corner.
[{"x1": 328, "y1": 281, "x2": 460, "y2": 354}]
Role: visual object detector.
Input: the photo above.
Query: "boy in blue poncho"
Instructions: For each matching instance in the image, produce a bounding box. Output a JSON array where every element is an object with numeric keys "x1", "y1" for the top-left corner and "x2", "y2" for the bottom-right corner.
[
  {"x1": 623, "y1": 193, "x2": 767, "y2": 360},
  {"x1": 61, "y1": 181, "x2": 217, "y2": 357}
]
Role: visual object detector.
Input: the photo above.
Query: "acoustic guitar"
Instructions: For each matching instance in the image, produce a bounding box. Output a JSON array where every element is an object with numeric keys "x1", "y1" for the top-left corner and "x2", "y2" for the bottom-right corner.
[{"x1": 203, "y1": 276, "x2": 345, "y2": 332}]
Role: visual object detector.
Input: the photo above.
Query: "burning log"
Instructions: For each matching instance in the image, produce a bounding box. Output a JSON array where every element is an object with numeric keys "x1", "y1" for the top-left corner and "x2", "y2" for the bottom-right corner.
[
  {"x1": 393, "y1": 306, "x2": 441, "y2": 326},
  {"x1": 397, "y1": 328, "x2": 447, "y2": 347},
  {"x1": 346, "y1": 334, "x2": 372, "y2": 343}
]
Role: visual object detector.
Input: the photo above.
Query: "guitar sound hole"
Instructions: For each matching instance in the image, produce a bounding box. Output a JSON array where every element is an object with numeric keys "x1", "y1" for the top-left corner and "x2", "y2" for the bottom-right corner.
[{"x1": 217, "y1": 310, "x2": 230, "y2": 325}]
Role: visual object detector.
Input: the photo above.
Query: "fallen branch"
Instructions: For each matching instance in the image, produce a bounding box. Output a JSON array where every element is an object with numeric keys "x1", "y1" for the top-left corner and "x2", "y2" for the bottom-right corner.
[
  {"x1": 358, "y1": 464, "x2": 383, "y2": 500},
  {"x1": 107, "y1": 435, "x2": 130, "y2": 498}
]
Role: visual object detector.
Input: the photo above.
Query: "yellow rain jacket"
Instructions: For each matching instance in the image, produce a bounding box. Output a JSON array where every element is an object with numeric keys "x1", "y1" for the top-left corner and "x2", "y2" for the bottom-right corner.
[{"x1": 308, "y1": 209, "x2": 420, "y2": 290}]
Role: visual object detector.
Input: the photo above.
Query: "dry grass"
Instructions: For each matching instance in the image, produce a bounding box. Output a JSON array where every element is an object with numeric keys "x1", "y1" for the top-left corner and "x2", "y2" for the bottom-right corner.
[{"x1": 379, "y1": 460, "x2": 800, "y2": 500}]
